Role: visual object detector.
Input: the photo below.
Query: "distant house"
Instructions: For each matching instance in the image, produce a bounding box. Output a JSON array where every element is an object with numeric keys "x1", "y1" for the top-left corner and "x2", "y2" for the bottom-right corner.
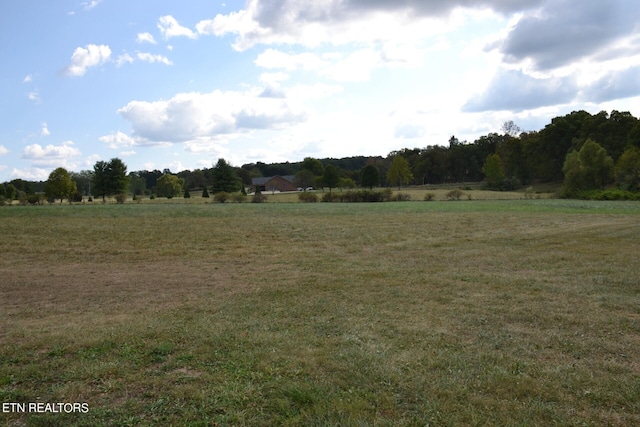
[{"x1": 252, "y1": 175, "x2": 297, "y2": 193}]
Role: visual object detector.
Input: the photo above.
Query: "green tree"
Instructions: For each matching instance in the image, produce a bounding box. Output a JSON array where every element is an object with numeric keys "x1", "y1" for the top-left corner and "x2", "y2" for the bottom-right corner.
[
  {"x1": 211, "y1": 158, "x2": 241, "y2": 193},
  {"x1": 156, "y1": 174, "x2": 184, "y2": 199},
  {"x1": 360, "y1": 165, "x2": 379, "y2": 189},
  {"x1": 92, "y1": 158, "x2": 128, "y2": 201},
  {"x1": 562, "y1": 139, "x2": 614, "y2": 196},
  {"x1": 107, "y1": 158, "x2": 129, "y2": 195},
  {"x1": 300, "y1": 157, "x2": 323, "y2": 176},
  {"x1": 128, "y1": 172, "x2": 147, "y2": 196},
  {"x1": 4, "y1": 184, "x2": 17, "y2": 201},
  {"x1": 294, "y1": 169, "x2": 315, "y2": 190},
  {"x1": 44, "y1": 167, "x2": 77, "y2": 203},
  {"x1": 322, "y1": 164, "x2": 340, "y2": 193},
  {"x1": 482, "y1": 154, "x2": 505, "y2": 190},
  {"x1": 70, "y1": 170, "x2": 93, "y2": 196},
  {"x1": 338, "y1": 177, "x2": 355, "y2": 190},
  {"x1": 92, "y1": 161, "x2": 108, "y2": 200},
  {"x1": 387, "y1": 156, "x2": 413, "y2": 189},
  {"x1": 615, "y1": 146, "x2": 640, "y2": 191}
]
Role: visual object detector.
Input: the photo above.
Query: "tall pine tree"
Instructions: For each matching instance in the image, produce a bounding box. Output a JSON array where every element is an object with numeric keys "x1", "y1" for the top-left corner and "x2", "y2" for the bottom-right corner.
[{"x1": 211, "y1": 158, "x2": 241, "y2": 193}]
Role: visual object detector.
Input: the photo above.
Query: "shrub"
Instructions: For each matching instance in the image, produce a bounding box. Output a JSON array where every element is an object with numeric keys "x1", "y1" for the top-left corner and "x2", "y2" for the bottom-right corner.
[
  {"x1": 424, "y1": 192, "x2": 435, "y2": 201},
  {"x1": 71, "y1": 192, "x2": 84, "y2": 202},
  {"x1": 307, "y1": 189, "x2": 396, "y2": 203},
  {"x1": 115, "y1": 194, "x2": 127, "y2": 204},
  {"x1": 575, "y1": 189, "x2": 640, "y2": 200},
  {"x1": 26, "y1": 194, "x2": 43, "y2": 205},
  {"x1": 524, "y1": 187, "x2": 535, "y2": 199},
  {"x1": 230, "y1": 192, "x2": 247, "y2": 203},
  {"x1": 446, "y1": 189, "x2": 465, "y2": 200},
  {"x1": 299, "y1": 192, "x2": 318, "y2": 202},
  {"x1": 214, "y1": 192, "x2": 229, "y2": 203},
  {"x1": 321, "y1": 192, "x2": 339, "y2": 202},
  {"x1": 501, "y1": 176, "x2": 522, "y2": 191},
  {"x1": 184, "y1": 189, "x2": 191, "y2": 198},
  {"x1": 202, "y1": 188, "x2": 210, "y2": 198},
  {"x1": 252, "y1": 190, "x2": 266, "y2": 203},
  {"x1": 392, "y1": 193, "x2": 411, "y2": 201}
]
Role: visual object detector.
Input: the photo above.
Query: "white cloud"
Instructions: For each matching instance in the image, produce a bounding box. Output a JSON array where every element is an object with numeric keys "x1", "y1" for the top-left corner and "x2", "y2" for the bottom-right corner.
[
  {"x1": 11, "y1": 167, "x2": 49, "y2": 181},
  {"x1": 394, "y1": 122, "x2": 426, "y2": 139},
  {"x1": 137, "y1": 52, "x2": 173, "y2": 65},
  {"x1": 136, "y1": 32, "x2": 157, "y2": 44},
  {"x1": 116, "y1": 53, "x2": 134, "y2": 67},
  {"x1": 255, "y1": 46, "x2": 424, "y2": 82},
  {"x1": 23, "y1": 75, "x2": 32, "y2": 83},
  {"x1": 496, "y1": 0, "x2": 640, "y2": 71},
  {"x1": 27, "y1": 91, "x2": 41, "y2": 103},
  {"x1": 119, "y1": 150, "x2": 137, "y2": 157},
  {"x1": 65, "y1": 44, "x2": 111, "y2": 76},
  {"x1": 22, "y1": 141, "x2": 82, "y2": 166},
  {"x1": 82, "y1": 0, "x2": 102, "y2": 10},
  {"x1": 99, "y1": 131, "x2": 137, "y2": 148},
  {"x1": 41, "y1": 122, "x2": 50, "y2": 137},
  {"x1": 463, "y1": 69, "x2": 578, "y2": 112},
  {"x1": 0, "y1": 145, "x2": 8, "y2": 155},
  {"x1": 116, "y1": 88, "x2": 308, "y2": 146},
  {"x1": 254, "y1": 49, "x2": 327, "y2": 71},
  {"x1": 197, "y1": 0, "x2": 473, "y2": 51},
  {"x1": 259, "y1": 72, "x2": 290, "y2": 85},
  {"x1": 158, "y1": 15, "x2": 197, "y2": 40},
  {"x1": 84, "y1": 154, "x2": 101, "y2": 167}
]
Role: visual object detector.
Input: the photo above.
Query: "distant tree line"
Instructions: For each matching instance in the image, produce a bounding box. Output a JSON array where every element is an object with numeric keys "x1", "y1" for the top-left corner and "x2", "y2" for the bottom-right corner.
[{"x1": 2, "y1": 109, "x2": 639, "y2": 204}]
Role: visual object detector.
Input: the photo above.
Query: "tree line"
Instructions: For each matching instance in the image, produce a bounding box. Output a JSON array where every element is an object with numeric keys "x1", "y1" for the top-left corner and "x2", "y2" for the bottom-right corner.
[{"x1": 1, "y1": 109, "x2": 639, "y2": 204}]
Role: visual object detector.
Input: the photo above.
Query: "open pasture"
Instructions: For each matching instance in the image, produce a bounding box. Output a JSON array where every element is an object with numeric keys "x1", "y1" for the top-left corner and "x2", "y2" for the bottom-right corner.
[{"x1": 1, "y1": 200, "x2": 639, "y2": 426}]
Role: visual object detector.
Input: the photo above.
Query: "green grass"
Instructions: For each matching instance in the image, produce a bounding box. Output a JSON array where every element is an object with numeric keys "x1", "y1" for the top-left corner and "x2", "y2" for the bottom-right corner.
[{"x1": 1, "y1": 200, "x2": 639, "y2": 425}]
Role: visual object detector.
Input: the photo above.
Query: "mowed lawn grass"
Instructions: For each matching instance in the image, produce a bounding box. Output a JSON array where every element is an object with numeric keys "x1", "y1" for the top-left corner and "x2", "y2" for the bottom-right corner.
[{"x1": 1, "y1": 200, "x2": 639, "y2": 426}]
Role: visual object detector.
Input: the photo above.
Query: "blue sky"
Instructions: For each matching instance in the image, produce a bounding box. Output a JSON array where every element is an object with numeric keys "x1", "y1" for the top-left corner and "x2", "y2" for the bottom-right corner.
[{"x1": 1, "y1": 0, "x2": 639, "y2": 181}]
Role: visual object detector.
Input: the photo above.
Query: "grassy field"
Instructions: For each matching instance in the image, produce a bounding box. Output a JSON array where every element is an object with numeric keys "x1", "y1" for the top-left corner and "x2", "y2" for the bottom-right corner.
[{"x1": 1, "y1": 199, "x2": 639, "y2": 426}]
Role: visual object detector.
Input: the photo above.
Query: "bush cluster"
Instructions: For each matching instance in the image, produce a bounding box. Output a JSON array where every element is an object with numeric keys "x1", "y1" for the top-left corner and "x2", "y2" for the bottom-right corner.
[
  {"x1": 299, "y1": 192, "x2": 318, "y2": 202},
  {"x1": 213, "y1": 192, "x2": 247, "y2": 203},
  {"x1": 213, "y1": 191, "x2": 228, "y2": 203},
  {"x1": 391, "y1": 193, "x2": 411, "y2": 201},
  {"x1": 26, "y1": 194, "x2": 43, "y2": 205},
  {"x1": 424, "y1": 192, "x2": 435, "y2": 201},
  {"x1": 445, "y1": 189, "x2": 465, "y2": 200},
  {"x1": 569, "y1": 188, "x2": 640, "y2": 201},
  {"x1": 320, "y1": 189, "x2": 392, "y2": 203},
  {"x1": 251, "y1": 191, "x2": 267, "y2": 203}
]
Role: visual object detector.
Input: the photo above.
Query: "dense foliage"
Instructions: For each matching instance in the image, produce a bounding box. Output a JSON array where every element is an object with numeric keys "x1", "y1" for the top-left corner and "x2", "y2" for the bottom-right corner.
[{"x1": 3, "y1": 110, "x2": 640, "y2": 201}]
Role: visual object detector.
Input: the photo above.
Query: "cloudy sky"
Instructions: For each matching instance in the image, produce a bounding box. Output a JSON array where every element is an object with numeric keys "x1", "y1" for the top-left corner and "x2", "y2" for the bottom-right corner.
[{"x1": 1, "y1": 0, "x2": 639, "y2": 181}]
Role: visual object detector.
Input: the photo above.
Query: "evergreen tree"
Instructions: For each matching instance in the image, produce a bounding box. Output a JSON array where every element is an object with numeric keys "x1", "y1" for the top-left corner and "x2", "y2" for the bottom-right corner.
[
  {"x1": 92, "y1": 158, "x2": 128, "y2": 201},
  {"x1": 211, "y1": 158, "x2": 241, "y2": 193}
]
